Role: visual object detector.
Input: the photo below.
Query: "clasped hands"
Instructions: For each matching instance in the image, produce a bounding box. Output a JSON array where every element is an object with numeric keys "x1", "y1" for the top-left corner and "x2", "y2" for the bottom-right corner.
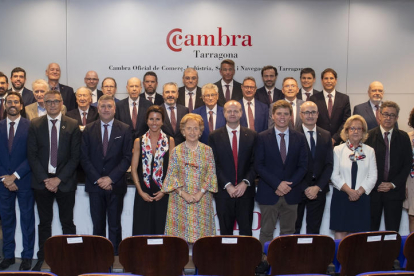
[
  {"x1": 181, "y1": 190, "x2": 204, "y2": 204},
  {"x1": 226, "y1": 182, "x2": 248, "y2": 198},
  {"x1": 139, "y1": 190, "x2": 165, "y2": 202},
  {"x1": 1, "y1": 174, "x2": 18, "y2": 191},
  {"x1": 275, "y1": 181, "x2": 292, "y2": 196}
]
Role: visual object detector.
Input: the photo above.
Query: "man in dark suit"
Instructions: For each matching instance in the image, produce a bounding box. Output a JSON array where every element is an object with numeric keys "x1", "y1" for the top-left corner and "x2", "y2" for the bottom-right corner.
[
  {"x1": 177, "y1": 68, "x2": 204, "y2": 112},
  {"x1": 93, "y1": 77, "x2": 120, "y2": 107},
  {"x1": 255, "y1": 65, "x2": 284, "y2": 107},
  {"x1": 192, "y1": 83, "x2": 226, "y2": 144},
  {"x1": 298, "y1": 67, "x2": 321, "y2": 101},
  {"x1": 310, "y1": 68, "x2": 351, "y2": 146},
  {"x1": 255, "y1": 100, "x2": 308, "y2": 247},
  {"x1": 8, "y1": 67, "x2": 35, "y2": 106},
  {"x1": 209, "y1": 100, "x2": 257, "y2": 235},
  {"x1": 66, "y1": 87, "x2": 99, "y2": 127},
  {"x1": 269, "y1": 77, "x2": 304, "y2": 130},
  {"x1": 81, "y1": 95, "x2": 132, "y2": 255},
  {"x1": 45, "y1": 63, "x2": 76, "y2": 111},
  {"x1": 160, "y1": 82, "x2": 188, "y2": 145},
  {"x1": 0, "y1": 92, "x2": 35, "y2": 270},
  {"x1": 0, "y1": 72, "x2": 9, "y2": 121},
  {"x1": 353, "y1": 81, "x2": 385, "y2": 130},
  {"x1": 215, "y1": 59, "x2": 243, "y2": 106},
  {"x1": 365, "y1": 101, "x2": 412, "y2": 231},
  {"x1": 294, "y1": 101, "x2": 333, "y2": 234},
  {"x1": 140, "y1": 71, "x2": 164, "y2": 105},
  {"x1": 27, "y1": 90, "x2": 81, "y2": 271},
  {"x1": 84, "y1": 71, "x2": 103, "y2": 104},
  {"x1": 115, "y1": 77, "x2": 152, "y2": 142},
  {"x1": 239, "y1": 77, "x2": 268, "y2": 133}
]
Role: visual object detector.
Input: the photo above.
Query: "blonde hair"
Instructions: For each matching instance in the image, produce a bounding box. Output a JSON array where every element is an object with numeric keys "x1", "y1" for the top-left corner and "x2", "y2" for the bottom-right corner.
[
  {"x1": 180, "y1": 113, "x2": 204, "y2": 134},
  {"x1": 340, "y1": 115, "x2": 369, "y2": 142}
]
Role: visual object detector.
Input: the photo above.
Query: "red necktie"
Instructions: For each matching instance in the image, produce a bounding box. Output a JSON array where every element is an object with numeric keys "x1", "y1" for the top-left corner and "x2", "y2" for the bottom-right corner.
[
  {"x1": 170, "y1": 106, "x2": 176, "y2": 132},
  {"x1": 8, "y1": 122, "x2": 15, "y2": 153},
  {"x1": 208, "y1": 111, "x2": 214, "y2": 132},
  {"x1": 305, "y1": 92, "x2": 310, "y2": 101},
  {"x1": 132, "y1": 102, "x2": 137, "y2": 130},
  {"x1": 225, "y1": 85, "x2": 230, "y2": 101},
  {"x1": 328, "y1": 94, "x2": 333, "y2": 119},
  {"x1": 290, "y1": 101, "x2": 295, "y2": 126},
  {"x1": 148, "y1": 97, "x2": 153, "y2": 103},
  {"x1": 103, "y1": 124, "x2": 109, "y2": 157},
  {"x1": 279, "y1": 133, "x2": 286, "y2": 164},
  {"x1": 268, "y1": 91, "x2": 272, "y2": 103},
  {"x1": 375, "y1": 105, "x2": 380, "y2": 125},
  {"x1": 247, "y1": 102, "x2": 255, "y2": 131},
  {"x1": 232, "y1": 130, "x2": 238, "y2": 185},
  {"x1": 82, "y1": 112, "x2": 87, "y2": 126},
  {"x1": 50, "y1": 119, "x2": 58, "y2": 168},
  {"x1": 188, "y1": 92, "x2": 194, "y2": 113},
  {"x1": 384, "y1": 132, "x2": 390, "y2": 181}
]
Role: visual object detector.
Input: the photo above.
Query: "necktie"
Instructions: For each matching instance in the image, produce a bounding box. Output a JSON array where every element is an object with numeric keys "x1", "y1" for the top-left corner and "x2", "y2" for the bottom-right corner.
[
  {"x1": 328, "y1": 94, "x2": 333, "y2": 119},
  {"x1": 232, "y1": 130, "x2": 238, "y2": 185},
  {"x1": 188, "y1": 92, "x2": 194, "y2": 113},
  {"x1": 375, "y1": 105, "x2": 380, "y2": 125},
  {"x1": 208, "y1": 111, "x2": 214, "y2": 133},
  {"x1": 132, "y1": 102, "x2": 137, "y2": 130},
  {"x1": 169, "y1": 106, "x2": 176, "y2": 132},
  {"x1": 308, "y1": 131, "x2": 316, "y2": 158},
  {"x1": 279, "y1": 133, "x2": 286, "y2": 164},
  {"x1": 384, "y1": 132, "x2": 390, "y2": 181},
  {"x1": 0, "y1": 99, "x2": 4, "y2": 120},
  {"x1": 247, "y1": 102, "x2": 255, "y2": 131},
  {"x1": 268, "y1": 91, "x2": 272, "y2": 103},
  {"x1": 82, "y1": 112, "x2": 87, "y2": 126},
  {"x1": 103, "y1": 124, "x2": 109, "y2": 157},
  {"x1": 305, "y1": 92, "x2": 311, "y2": 101},
  {"x1": 290, "y1": 101, "x2": 295, "y2": 126},
  {"x1": 148, "y1": 96, "x2": 153, "y2": 103},
  {"x1": 8, "y1": 122, "x2": 15, "y2": 153},
  {"x1": 50, "y1": 119, "x2": 58, "y2": 168},
  {"x1": 225, "y1": 85, "x2": 230, "y2": 102}
]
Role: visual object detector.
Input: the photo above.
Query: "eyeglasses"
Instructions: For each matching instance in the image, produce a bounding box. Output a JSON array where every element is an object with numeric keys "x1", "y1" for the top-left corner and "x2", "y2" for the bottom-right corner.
[
  {"x1": 243, "y1": 86, "x2": 256, "y2": 90},
  {"x1": 184, "y1": 77, "x2": 197, "y2": 81},
  {"x1": 103, "y1": 86, "x2": 115, "y2": 89},
  {"x1": 44, "y1": 100, "x2": 62, "y2": 106},
  {"x1": 283, "y1": 84, "x2": 297, "y2": 88},
  {"x1": 204, "y1": 93, "x2": 218, "y2": 98},
  {"x1": 85, "y1": 78, "x2": 99, "y2": 81},
  {"x1": 381, "y1": 112, "x2": 397, "y2": 119},
  {"x1": 349, "y1": 127, "x2": 363, "y2": 132},
  {"x1": 301, "y1": 111, "x2": 318, "y2": 116}
]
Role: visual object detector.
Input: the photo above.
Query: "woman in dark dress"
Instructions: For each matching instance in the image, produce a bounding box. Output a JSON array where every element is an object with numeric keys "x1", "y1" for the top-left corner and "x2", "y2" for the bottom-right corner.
[{"x1": 131, "y1": 105, "x2": 175, "y2": 235}]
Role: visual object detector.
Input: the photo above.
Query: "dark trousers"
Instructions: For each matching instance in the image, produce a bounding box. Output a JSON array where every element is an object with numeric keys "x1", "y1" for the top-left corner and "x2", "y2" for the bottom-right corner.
[
  {"x1": 371, "y1": 198, "x2": 403, "y2": 231},
  {"x1": 89, "y1": 189, "x2": 125, "y2": 255},
  {"x1": 295, "y1": 190, "x2": 326, "y2": 234},
  {"x1": 215, "y1": 197, "x2": 254, "y2": 236},
  {"x1": 33, "y1": 189, "x2": 76, "y2": 260},
  {"x1": 0, "y1": 186, "x2": 35, "y2": 259}
]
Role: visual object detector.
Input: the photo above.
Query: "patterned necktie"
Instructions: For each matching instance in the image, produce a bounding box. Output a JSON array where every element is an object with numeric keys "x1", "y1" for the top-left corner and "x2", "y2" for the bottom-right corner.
[
  {"x1": 148, "y1": 96, "x2": 153, "y2": 103},
  {"x1": 8, "y1": 122, "x2": 15, "y2": 153},
  {"x1": 268, "y1": 91, "x2": 272, "y2": 103},
  {"x1": 328, "y1": 94, "x2": 333, "y2": 119},
  {"x1": 305, "y1": 92, "x2": 311, "y2": 101},
  {"x1": 232, "y1": 130, "x2": 238, "y2": 185},
  {"x1": 384, "y1": 132, "x2": 390, "y2": 181},
  {"x1": 290, "y1": 101, "x2": 295, "y2": 125},
  {"x1": 375, "y1": 105, "x2": 380, "y2": 125},
  {"x1": 225, "y1": 85, "x2": 230, "y2": 102},
  {"x1": 103, "y1": 124, "x2": 109, "y2": 157},
  {"x1": 208, "y1": 111, "x2": 214, "y2": 132},
  {"x1": 132, "y1": 102, "x2": 137, "y2": 130},
  {"x1": 308, "y1": 131, "x2": 316, "y2": 158},
  {"x1": 188, "y1": 92, "x2": 194, "y2": 113},
  {"x1": 170, "y1": 106, "x2": 176, "y2": 132},
  {"x1": 50, "y1": 119, "x2": 58, "y2": 168},
  {"x1": 247, "y1": 102, "x2": 255, "y2": 131},
  {"x1": 279, "y1": 133, "x2": 286, "y2": 164},
  {"x1": 82, "y1": 112, "x2": 87, "y2": 126}
]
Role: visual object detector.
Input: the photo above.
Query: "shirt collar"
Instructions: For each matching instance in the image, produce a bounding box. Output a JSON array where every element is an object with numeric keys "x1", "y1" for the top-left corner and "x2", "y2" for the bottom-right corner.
[
  {"x1": 243, "y1": 97, "x2": 255, "y2": 106},
  {"x1": 226, "y1": 124, "x2": 240, "y2": 134},
  {"x1": 47, "y1": 112, "x2": 62, "y2": 122},
  {"x1": 206, "y1": 105, "x2": 218, "y2": 114},
  {"x1": 185, "y1": 87, "x2": 196, "y2": 94},
  {"x1": 323, "y1": 89, "x2": 336, "y2": 99},
  {"x1": 101, "y1": 119, "x2": 114, "y2": 127},
  {"x1": 78, "y1": 107, "x2": 90, "y2": 114},
  {"x1": 302, "y1": 124, "x2": 317, "y2": 133},
  {"x1": 128, "y1": 97, "x2": 139, "y2": 106},
  {"x1": 380, "y1": 125, "x2": 394, "y2": 136},
  {"x1": 7, "y1": 115, "x2": 21, "y2": 125},
  {"x1": 221, "y1": 79, "x2": 234, "y2": 87}
]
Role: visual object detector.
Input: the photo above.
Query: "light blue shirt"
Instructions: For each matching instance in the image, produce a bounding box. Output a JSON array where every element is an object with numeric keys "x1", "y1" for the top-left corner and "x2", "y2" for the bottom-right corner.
[
  {"x1": 274, "y1": 127, "x2": 289, "y2": 155},
  {"x1": 101, "y1": 119, "x2": 114, "y2": 141}
]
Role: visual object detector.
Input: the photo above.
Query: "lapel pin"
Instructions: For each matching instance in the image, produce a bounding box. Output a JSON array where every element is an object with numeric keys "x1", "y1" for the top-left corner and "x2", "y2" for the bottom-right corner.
[{"x1": 62, "y1": 126, "x2": 65, "y2": 129}]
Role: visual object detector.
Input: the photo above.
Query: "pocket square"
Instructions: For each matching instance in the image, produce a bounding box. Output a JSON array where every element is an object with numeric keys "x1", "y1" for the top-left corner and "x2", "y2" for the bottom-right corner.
[{"x1": 114, "y1": 136, "x2": 121, "y2": 139}]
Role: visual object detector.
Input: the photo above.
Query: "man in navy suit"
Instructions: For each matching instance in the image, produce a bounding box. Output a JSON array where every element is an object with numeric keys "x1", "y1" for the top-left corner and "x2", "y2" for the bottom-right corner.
[
  {"x1": 27, "y1": 90, "x2": 81, "y2": 271},
  {"x1": 298, "y1": 68, "x2": 321, "y2": 101},
  {"x1": 81, "y1": 95, "x2": 132, "y2": 255},
  {"x1": 255, "y1": 65, "x2": 284, "y2": 107},
  {"x1": 353, "y1": 81, "x2": 385, "y2": 130},
  {"x1": 215, "y1": 59, "x2": 243, "y2": 106},
  {"x1": 66, "y1": 87, "x2": 99, "y2": 127},
  {"x1": 192, "y1": 83, "x2": 226, "y2": 144},
  {"x1": 310, "y1": 68, "x2": 351, "y2": 146},
  {"x1": 45, "y1": 63, "x2": 76, "y2": 111},
  {"x1": 140, "y1": 71, "x2": 164, "y2": 105},
  {"x1": 239, "y1": 77, "x2": 268, "y2": 133},
  {"x1": 294, "y1": 101, "x2": 333, "y2": 234},
  {"x1": 160, "y1": 82, "x2": 188, "y2": 145},
  {"x1": 209, "y1": 100, "x2": 257, "y2": 235},
  {"x1": 115, "y1": 77, "x2": 152, "y2": 142},
  {"x1": 0, "y1": 72, "x2": 9, "y2": 121},
  {"x1": 84, "y1": 71, "x2": 103, "y2": 104},
  {"x1": 0, "y1": 92, "x2": 35, "y2": 270},
  {"x1": 255, "y1": 100, "x2": 308, "y2": 247},
  {"x1": 93, "y1": 77, "x2": 120, "y2": 107},
  {"x1": 177, "y1": 68, "x2": 204, "y2": 112},
  {"x1": 8, "y1": 67, "x2": 35, "y2": 106}
]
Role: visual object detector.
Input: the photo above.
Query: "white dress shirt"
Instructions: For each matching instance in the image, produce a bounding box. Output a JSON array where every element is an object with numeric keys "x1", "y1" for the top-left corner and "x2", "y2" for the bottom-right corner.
[
  {"x1": 128, "y1": 97, "x2": 140, "y2": 118},
  {"x1": 206, "y1": 105, "x2": 218, "y2": 130},
  {"x1": 185, "y1": 88, "x2": 197, "y2": 108},
  {"x1": 323, "y1": 89, "x2": 336, "y2": 107},
  {"x1": 221, "y1": 79, "x2": 234, "y2": 99},
  {"x1": 274, "y1": 127, "x2": 289, "y2": 155},
  {"x1": 242, "y1": 98, "x2": 255, "y2": 129}
]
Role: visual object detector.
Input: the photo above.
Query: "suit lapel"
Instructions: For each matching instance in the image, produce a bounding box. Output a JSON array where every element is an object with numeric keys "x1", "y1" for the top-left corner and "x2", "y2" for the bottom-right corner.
[
  {"x1": 269, "y1": 129, "x2": 283, "y2": 164},
  {"x1": 57, "y1": 117, "x2": 68, "y2": 165},
  {"x1": 162, "y1": 106, "x2": 174, "y2": 134},
  {"x1": 364, "y1": 101, "x2": 377, "y2": 123}
]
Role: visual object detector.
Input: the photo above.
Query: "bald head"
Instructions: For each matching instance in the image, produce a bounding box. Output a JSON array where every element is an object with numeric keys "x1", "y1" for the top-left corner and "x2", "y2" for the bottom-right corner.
[
  {"x1": 84, "y1": 71, "x2": 99, "y2": 90},
  {"x1": 300, "y1": 101, "x2": 319, "y2": 129},
  {"x1": 46, "y1": 63, "x2": 61, "y2": 82},
  {"x1": 224, "y1": 100, "x2": 243, "y2": 127},
  {"x1": 368, "y1": 81, "x2": 384, "y2": 105},
  {"x1": 126, "y1": 77, "x2": 142, "y2": 101}
]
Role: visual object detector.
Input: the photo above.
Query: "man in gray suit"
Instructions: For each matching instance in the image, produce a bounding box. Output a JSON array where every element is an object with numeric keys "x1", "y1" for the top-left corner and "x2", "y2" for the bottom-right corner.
[
  {"x1": 353, "y1": 81, "x2": 385, "y2": 130},
  {"x1": 269, "y1": 77, "x2": 304, "y2": 130}
]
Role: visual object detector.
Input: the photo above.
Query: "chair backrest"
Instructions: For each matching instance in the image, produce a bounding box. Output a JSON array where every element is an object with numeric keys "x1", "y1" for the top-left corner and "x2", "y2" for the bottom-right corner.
[
  {"x1": 337, "y1": 231, "x2": 401, "y2": 276},
  {"x1": 0, "y1": 272, "x2": 58, "y2": 276},
  {"x1": 118, "y1": 235, "x2": 189, "y2": 276},
  {"x1": 266, "y1": 234, "x2": 335, "y2": 275},
  {"x1": 192, "y1": 235, "x2": 262, "y2": 276},
  {"x1": 404, "y1": 232, "x2": 414, "y2": 271},
  {"x1": 79, "y1": 274, "x2": 139, "y2": 276},
  {"x1": 44, "y1": 235, "x2": 114, "y2": 276},
  {"x1": 357, "y1": 271, "x2": 414, "y2": 276}
]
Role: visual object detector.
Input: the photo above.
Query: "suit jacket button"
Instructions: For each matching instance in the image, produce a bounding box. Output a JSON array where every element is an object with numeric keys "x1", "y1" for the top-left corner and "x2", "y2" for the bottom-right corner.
[{"x1": 103, "y1": 168, "x2": 105, "y2": 171}]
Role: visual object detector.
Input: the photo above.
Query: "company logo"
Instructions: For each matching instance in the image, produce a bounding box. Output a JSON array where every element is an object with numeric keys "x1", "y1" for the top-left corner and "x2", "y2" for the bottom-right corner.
[{"x1": 166, "y1": 27, "x2": 252, "y2": 52}]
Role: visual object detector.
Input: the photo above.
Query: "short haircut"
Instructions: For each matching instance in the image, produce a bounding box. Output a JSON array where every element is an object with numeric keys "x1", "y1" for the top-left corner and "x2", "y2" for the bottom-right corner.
[
  {"x1": 223, "y1": 100, "x2": 242, "y2": 113},
  {"x1": 408, "y1": 107, "x2": 414, "y2": 128},
  {"x1": 242, "y1": 76, "x2": 256, "y2": 86},
  {"x1": 380, "y1": 101, "x2": 400, "y2": 116},
  {"x1": 282, "y1": 77, "x2": 298, "y2": 86},
  {"x1": 5, "y1": 91, "x2": 24, "y2": 105},
  {"x1": 220, "y1": 59, "x2": 235, "y2": 69},
  {"x1": 98, "y1": 94, "x2": 115, "y2": 106},
  {"x1": 180, "y1": 113, "x2": 204, "y2": 134},
  {"x1": 0, "y1": 72, "x2": 8, "y2": 83},
  {"x1": 44, "y1": 90, "x2": 62, "y2": 99},
  {"x1": 163, "y1": 82, "x2": 178, "y2": 92},
  {"x1": 145, "y1": 105, "x2": 165, "y2": 123},
  {"x1": 261, "y1": 65, "x2": 278, "y2": 77},
  {"x1": 102, "y1": 77, "x2": 117, "y2": 88},
  {"x1": 182, "y1": 67, "x2": 198, "y2": 78},
  {"x1": 272, "y1": 100, "x2": 293, "y2": 115},
  {"x1": 300, "y1": 67, "x2": 316, "y2": 78},
  {"x1": 321, "y1": 68, "x2": 337, "y2": 79},
  {"x1": 143, "y1": 71, "x2": 158, "y2": 82},
  {"x1": 32, "y1": 79, "x2": 49, "y2": 91},
  {"x1": 76, "y1": 86, "x2": 92, "y2": 96},
  {"x1": 340, "y1": 115, "x2": 369, "y2": 142},
  {"x1": 201, "y1": 83, "x2": 219, "y2": 96},
  {"x1": 11, "y1": 67, "x2": 26, "y2": 78}
]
